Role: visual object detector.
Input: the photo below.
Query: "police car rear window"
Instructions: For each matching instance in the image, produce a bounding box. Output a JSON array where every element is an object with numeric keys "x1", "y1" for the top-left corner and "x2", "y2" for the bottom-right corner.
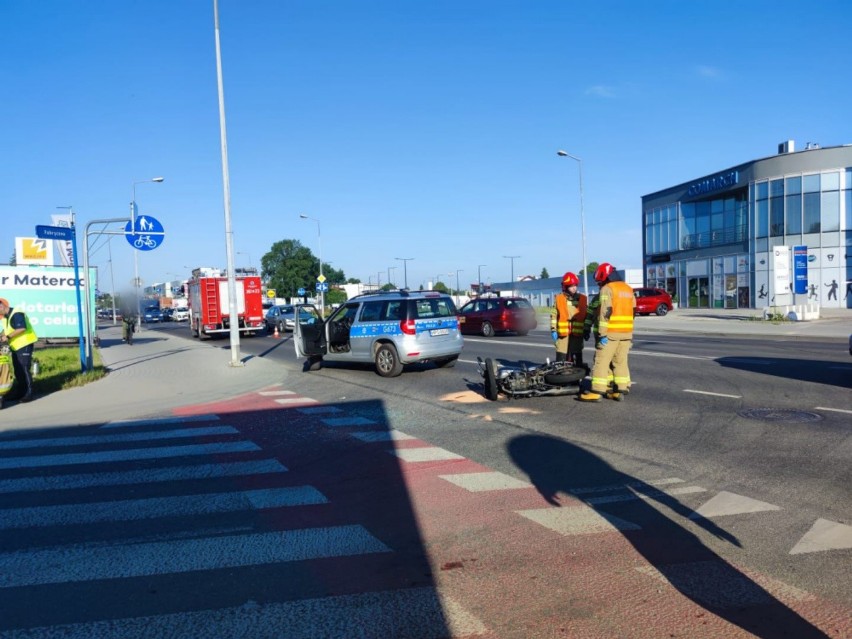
[{"x1": 412, "y1": 297, "x2": 456, "y2": 319}]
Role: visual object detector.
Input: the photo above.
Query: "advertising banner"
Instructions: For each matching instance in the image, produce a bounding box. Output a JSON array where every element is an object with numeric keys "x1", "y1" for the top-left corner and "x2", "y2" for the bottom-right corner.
[
  {"x1": 0, "y1": 265, "x2": 96, "y2": 338},
  {"x1": 15, "y1": 237, "x2": 54, "y2": 265},
  {"x1": 793, "y1": 245, "x2": 808, "y2": 295},
  {"x1": 772, "y1": 245, "x2": 791, "y2": 304}
]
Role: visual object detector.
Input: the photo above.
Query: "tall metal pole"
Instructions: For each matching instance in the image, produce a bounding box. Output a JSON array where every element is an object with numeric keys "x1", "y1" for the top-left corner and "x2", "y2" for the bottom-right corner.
[
  {"x1": 213, "y1": 0, "x2": 241, "y2": 366},
  {"x1": 131, "y1": 177, "x2": 164, "y2": 330},
  {"x1": 503, "y1": 255, "x2": 520, "y2": 292},
  {"x1": 387, "y1": 266, "x2": 396, "y2": 288},
  {"x1": 300, "y1": 215, "x2": 323, "y2": 315},
  {"x1": 455, "y1": 269, "x2": 463, "y2": 306},
  {"x1": 557, "y1": 150, "x2": 589, "y2": 299},
  {"x1": 107, "y1": 238, "x2": 117, "y2": 325},
  {"x1": 395, "y1": 257, "x2": 413, "y2": 289}
]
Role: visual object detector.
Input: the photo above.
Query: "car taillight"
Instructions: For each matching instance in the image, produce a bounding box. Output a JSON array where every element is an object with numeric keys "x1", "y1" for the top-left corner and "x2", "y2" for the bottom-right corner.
[
  {"x1": 400, "y1": 319, "x2": 417, "y2": 335},
  {"x1": 501, "y1": 310, "x2": 509, "y2": 322}
]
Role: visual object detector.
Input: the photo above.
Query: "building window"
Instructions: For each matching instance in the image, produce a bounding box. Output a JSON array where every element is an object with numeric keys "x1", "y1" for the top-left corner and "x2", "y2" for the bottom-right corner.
[
  {"x1": 785, "y1": 176, "x2": 802, "y2": 235},
  {"x1": 803, "y1": 174, "x2": 821, "y2": 233},
  {"x1": 845, "y1": 168, "x2": 852, "y2": 232},
  {"x1": 821, "y1": 171, "x2": 840, "y2": 232},
  {"x1": 769, "y1": 179, "x2": 784, "y2": 236}
]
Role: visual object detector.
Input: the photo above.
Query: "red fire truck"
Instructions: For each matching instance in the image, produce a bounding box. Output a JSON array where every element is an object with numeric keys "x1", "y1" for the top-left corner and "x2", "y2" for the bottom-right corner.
[{"x1": 187, "y1": 267, "x2": 265, "y2": 339}]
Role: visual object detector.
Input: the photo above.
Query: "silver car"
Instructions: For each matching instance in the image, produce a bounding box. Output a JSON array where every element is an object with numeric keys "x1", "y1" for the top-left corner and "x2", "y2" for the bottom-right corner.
[
  {"x1": 294, "y1": 291, "x2": 463, "y2": 377},
  {"x1": 265, "y1": 304, "x2": 296, "y2": 332}
]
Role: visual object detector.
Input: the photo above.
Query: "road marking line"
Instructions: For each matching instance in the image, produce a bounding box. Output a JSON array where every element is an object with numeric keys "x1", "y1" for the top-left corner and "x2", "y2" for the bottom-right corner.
[
  {"x1": 789, "y1": 518, "x2": 852, "y2": 554},
  {"x1": 684, "y1": 389, "x2": 742, "y2": 398},
  {"x1": 689, "y1": 491, "x2": 780, "y2": 519},
  {"x1": 566, "y1": 478, "x2": 685, "y2": 495},
  {"x1": 258, "y1": 390, "x2": 297, "y2": 396},
  {"x1": 274, "y1": 397, "x2": 319, "y2": 405},
  {"x1": 102, "y1": 414, "x2": 220, "y2": 429},
  {"x1": 0, "y1": 486, "x2": 327, "y2": 530},
  {"x1": 439, "y1": 471, "x2": 532, "y2": 492},
  {"x1": 349, "y1": 430, "x2": 416, "y2": 443},
  {"x1": 463, "y1": 339, "x2": 714, "y2": 361},
  {"x1": 297, "y1": 406, "x2": 343, "y2": 414},
  {"x1": 0, "y1": 459, "x2": 287, "y2": 494},
  {"x1": 517, "y1": 505, "x2": 641, "y2": 535},
  {"x1": 0, "y1": 426, "x2": 239, "y2": 451},
  {"x1": 0, "y1": 441, "x2": 261, "y2": 471},
  {"x1": 815, "y1": 406, "x2": 852, "y2": 415},
  {"x1": 0, "y1": 525, "x2": 391, "y2": 588},
  {"x1": 586, "y1": 485, "x2": 706, "y2": 505},
  {"x1": 0, "y1": 588, "x2": 488, "y2": 639},
  {"x1": 632, "y1": 350, "x2": 714, "y2": 360},
  {"x1": 322, "y1": 416, "x2": 377, "y2": 427},
  {"x1": 390, "y1": 447, "x2": 465, "y2": 463}
]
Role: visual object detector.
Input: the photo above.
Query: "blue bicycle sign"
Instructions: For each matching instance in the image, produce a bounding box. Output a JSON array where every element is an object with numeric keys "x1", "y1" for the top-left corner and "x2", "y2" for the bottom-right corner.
[{"x1": 125, "y1": 215, "x2": 165, "y2": 251}]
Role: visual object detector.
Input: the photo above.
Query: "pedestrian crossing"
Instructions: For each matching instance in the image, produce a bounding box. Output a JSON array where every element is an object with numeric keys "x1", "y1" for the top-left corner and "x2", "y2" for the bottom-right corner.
[{"x1": 0, "y1": 388, "x2": 847, "y2": 637}]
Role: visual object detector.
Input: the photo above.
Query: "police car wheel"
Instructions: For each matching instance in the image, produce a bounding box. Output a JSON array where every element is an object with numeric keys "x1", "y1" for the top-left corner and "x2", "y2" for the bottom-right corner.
[{"x1": 375, "y1": 344, "x2": 403, "y2": 377}]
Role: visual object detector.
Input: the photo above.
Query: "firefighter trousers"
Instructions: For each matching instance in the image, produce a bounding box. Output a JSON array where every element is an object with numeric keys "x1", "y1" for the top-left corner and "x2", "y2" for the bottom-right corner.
[{"x1": 590, "y1": 337, "x2": 631, "y2": 394}]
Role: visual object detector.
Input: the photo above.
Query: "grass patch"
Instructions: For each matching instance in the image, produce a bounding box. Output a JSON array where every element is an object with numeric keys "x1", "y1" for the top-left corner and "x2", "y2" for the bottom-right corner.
[{"x1": 33, "y1": 346, "x2": 107, "y2": 395}]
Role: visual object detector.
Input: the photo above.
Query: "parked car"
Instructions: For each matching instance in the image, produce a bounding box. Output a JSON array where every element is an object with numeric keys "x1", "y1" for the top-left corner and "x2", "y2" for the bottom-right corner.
[
  {"x1": 265, "y1": 304, "x2": 295, "y2": 332},
  {"x1": 173, "y1": 307, "x2": 189, "y2": 322},
  {"x1": 633, "y1": 288, "x2": 673, "y2": 316},
  {"x1": 458, "y1": 295, "x2": 537, "y2": 336},
  {"x1": 294, "y1": 290, "x2": 463, "y2": 377},
  {"x1": 161, "y1": 308, "x2": 175, "y2": 322},
  {"x1": 142, "y1": 306, "x2": 164, "y2": 323}
]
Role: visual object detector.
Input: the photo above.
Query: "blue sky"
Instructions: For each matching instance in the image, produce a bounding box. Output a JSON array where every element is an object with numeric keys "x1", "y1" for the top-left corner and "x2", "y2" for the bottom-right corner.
[{"x1": 2, "y1": 0, "x2": 850, "y2": 294}]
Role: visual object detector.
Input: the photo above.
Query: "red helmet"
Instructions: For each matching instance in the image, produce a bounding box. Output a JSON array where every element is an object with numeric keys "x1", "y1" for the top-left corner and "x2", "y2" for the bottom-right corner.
[
  {"x1": 594, "y1": 262, "x2": 615, "y2": 284},
  {"x1": 561, "y1": 271, "x2": 579, "y2": 287}
]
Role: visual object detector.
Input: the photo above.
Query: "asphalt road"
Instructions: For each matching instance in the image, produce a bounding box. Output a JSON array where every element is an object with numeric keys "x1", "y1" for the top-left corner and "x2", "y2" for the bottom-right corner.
[{"x1": 149, "y1": 321, "x2": 852, "y2": 604}]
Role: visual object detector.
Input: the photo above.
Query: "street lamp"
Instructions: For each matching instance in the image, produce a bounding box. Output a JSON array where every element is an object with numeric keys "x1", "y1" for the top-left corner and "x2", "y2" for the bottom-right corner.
[
  {"x1": 454, "y1": 269, "x2": 464, "y2": 305},
  {"x1": 107, "y1": 238, "x2": 117, "y2": 324},
  {"x1": 131, "y1": 177, "x2": 164, "y2": 329},
  {"x1": 503, "y1": 255, "x2": 520, "y2": 292},
  {"x1": 387, "y1": 266, "x2": 397, "y2": 288},
  {"x1": 477, "y1": 264, "x2": 487, "y2": 294},
  {"x1": 557, "y1": 150, "x2": 589, "y2": 299},
  {"x1": 395, "y1": 257, "x2": 414, "y2": 289},
  {"x1": 299, "y1": 214, "x2": 324, "y2": 316}
]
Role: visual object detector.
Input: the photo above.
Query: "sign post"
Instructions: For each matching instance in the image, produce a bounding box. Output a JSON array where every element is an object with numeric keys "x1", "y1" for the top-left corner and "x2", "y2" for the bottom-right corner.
[
  {"x1": 793, "y1": 245, "x2": 808, "y2": 298},
  {"x1": 37, "y1": 225, "x2": 86, "y2": 372}
]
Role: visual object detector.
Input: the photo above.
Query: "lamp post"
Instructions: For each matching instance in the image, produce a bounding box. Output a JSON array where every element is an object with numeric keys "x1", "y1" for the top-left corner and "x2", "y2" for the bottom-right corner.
[
  {"x1": 557, "y1": 150, "x2": 589, "y2": 299},
  {"x1": 454, "y1": 269, "x2": 463, "y2": 305},
  {"x1": 299, "y1": 214, "x2": 323, "y2": 315},
  {"x1": 387, "y1": 266, "x2": 397, "y2": 289},
  {"x1": 107, "y1": 238, "x2": 117, "y2": 324},
  {"x1": 395, "y1": 257, "x2": 413, "y2": 289},
  {"x1": 131, "y1": 177, "x2": 164, "y2": 329},
  {"x1": 503, "y1": 255, "x2": 520, "y2": 293},
  {"x1": 477, "y1": 264, "x2": 487, "y2": 294}
]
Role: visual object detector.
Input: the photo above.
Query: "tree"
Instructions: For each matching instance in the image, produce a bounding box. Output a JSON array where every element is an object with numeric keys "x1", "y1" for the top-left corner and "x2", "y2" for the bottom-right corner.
[
  {"x1": 9, "y1": 251, "x2": 16, "y2": 266},
  {"x1": 540, "y1": 267, "x2": 549, "y2": 279},
  {"x1": 585, "y1": 262, "x2": 599, "y2": 278},
  {"x1": 434, "y1": 281, "x2": 448, "y2": 293},
  {"x1": 260, "y1": 239, "x2": 347, "y2": 298}
]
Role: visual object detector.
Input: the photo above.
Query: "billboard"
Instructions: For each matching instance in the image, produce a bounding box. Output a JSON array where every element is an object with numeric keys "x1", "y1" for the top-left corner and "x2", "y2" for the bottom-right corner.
[
  {"x1": 15, "y1": 237, "x2": 54, "y2": 265},
  {"x1": 0, "y1": 265, "x2": 96, "y2": 339}
]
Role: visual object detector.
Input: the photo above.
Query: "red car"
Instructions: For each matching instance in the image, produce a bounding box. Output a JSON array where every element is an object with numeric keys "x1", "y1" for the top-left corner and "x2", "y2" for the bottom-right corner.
[
  {"x1": 633, "y1": 287, "x2": 673, "y2": 316},
  {"x1": 458, "y1": 296, "x2": 537, "y2": 336}
]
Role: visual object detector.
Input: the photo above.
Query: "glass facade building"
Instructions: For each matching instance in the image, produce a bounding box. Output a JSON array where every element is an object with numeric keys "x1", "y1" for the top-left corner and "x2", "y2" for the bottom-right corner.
[{"x1": 641, "y1": 143, "x2": 852, "y2": 309}]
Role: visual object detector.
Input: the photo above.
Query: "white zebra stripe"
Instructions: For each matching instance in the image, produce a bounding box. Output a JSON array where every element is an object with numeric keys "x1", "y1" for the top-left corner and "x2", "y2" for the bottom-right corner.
[
  {"x1": 0, "y1": 459, "x2": 287, "y2": 495},
  {"x1": 0, "y1": 426, "x2": 239, "y2": 451},
  {"x1": 101, "y1": 414, "x2": 220, "y2": 429},
  {"x1": 0, "y1": 587, "x2": 487, "y2": 639},
  {"x1": 0, "y1": 525, "x2": 390, "y2": 588},
  {"x1": 0, "y1": 441, "x2": 261, "y2": 471},
  {"x1": 0, "y1": 486, "x2": 327, "y2": 530}
]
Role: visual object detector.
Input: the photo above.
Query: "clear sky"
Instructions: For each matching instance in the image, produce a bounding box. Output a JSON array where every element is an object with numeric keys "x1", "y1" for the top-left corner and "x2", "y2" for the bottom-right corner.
[{"x1": 2, "y1": 0, "x2": 850, "y2": 295}]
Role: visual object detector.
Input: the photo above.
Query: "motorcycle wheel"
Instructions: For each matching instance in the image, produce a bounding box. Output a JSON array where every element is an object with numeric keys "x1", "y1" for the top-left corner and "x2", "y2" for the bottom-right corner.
[
  {"x1": 483, "y1": 358, "x2": 499, "y2": 401},
  {"x1": 544, "y1": 368, "x2": 586, "y2": 385}
]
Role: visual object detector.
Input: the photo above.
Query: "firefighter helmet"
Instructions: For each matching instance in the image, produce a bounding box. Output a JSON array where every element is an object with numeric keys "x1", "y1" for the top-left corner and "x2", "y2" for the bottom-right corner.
[
  {"x1": 594, "y1": 262, "x2": 615, "y2": 284},
  {"x1": 561, "y1": 272, "x2": 579, "y2": 287}
]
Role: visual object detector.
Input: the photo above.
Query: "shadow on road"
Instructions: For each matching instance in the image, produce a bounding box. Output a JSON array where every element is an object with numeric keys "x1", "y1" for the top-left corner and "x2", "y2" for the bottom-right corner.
[
  {"x1": 716, "y1": 356, "x2": 852, "y2": 389},
  {"x1": 507, "y1": 433, "x2": 829, "y2": 639}
]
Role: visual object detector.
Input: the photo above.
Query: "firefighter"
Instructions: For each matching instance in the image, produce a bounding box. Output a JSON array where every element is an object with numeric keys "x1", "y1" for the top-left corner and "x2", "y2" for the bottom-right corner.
[
  {"x1": 550, "y1": 272, "x2": 587, "y2": 367},
  {"x1": 583, "y1": 293, "x2": 614, "y2": 390},
  {"x1": 579, "y1": 263, "x2": 635, "y2": 402}
]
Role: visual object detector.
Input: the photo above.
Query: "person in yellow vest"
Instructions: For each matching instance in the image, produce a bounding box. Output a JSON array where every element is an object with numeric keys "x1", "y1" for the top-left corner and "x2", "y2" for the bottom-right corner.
[
  {"x1": 582, "y1": 293, "x2": 614, "y2": 389},
  {"x1": 0, "y1": 297, "x2": 38, "y2": 404},
  {"x1": 579, "y1": 263, "x2": 635, "y2": 402},
  {"x1": 550, "y1": 272, "x2": 588, "y2": 368}
]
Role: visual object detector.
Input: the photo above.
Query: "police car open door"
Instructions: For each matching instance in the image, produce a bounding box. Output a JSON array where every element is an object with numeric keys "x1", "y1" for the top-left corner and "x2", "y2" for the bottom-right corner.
[{"x1": 293, "y1": 304, "x2": 327, "y2": 358}]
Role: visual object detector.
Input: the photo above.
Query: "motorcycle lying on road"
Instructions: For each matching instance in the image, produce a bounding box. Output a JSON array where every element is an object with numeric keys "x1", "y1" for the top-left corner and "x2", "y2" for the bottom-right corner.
[{"x1": 477, "y1": 356, "x2": 587, "y2": 400}]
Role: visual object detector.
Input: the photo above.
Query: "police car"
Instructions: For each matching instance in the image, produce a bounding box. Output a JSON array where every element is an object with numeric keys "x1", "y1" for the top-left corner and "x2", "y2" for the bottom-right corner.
[{"x1": 293, "y1": 290, "x2": 463, "y2": 377}]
